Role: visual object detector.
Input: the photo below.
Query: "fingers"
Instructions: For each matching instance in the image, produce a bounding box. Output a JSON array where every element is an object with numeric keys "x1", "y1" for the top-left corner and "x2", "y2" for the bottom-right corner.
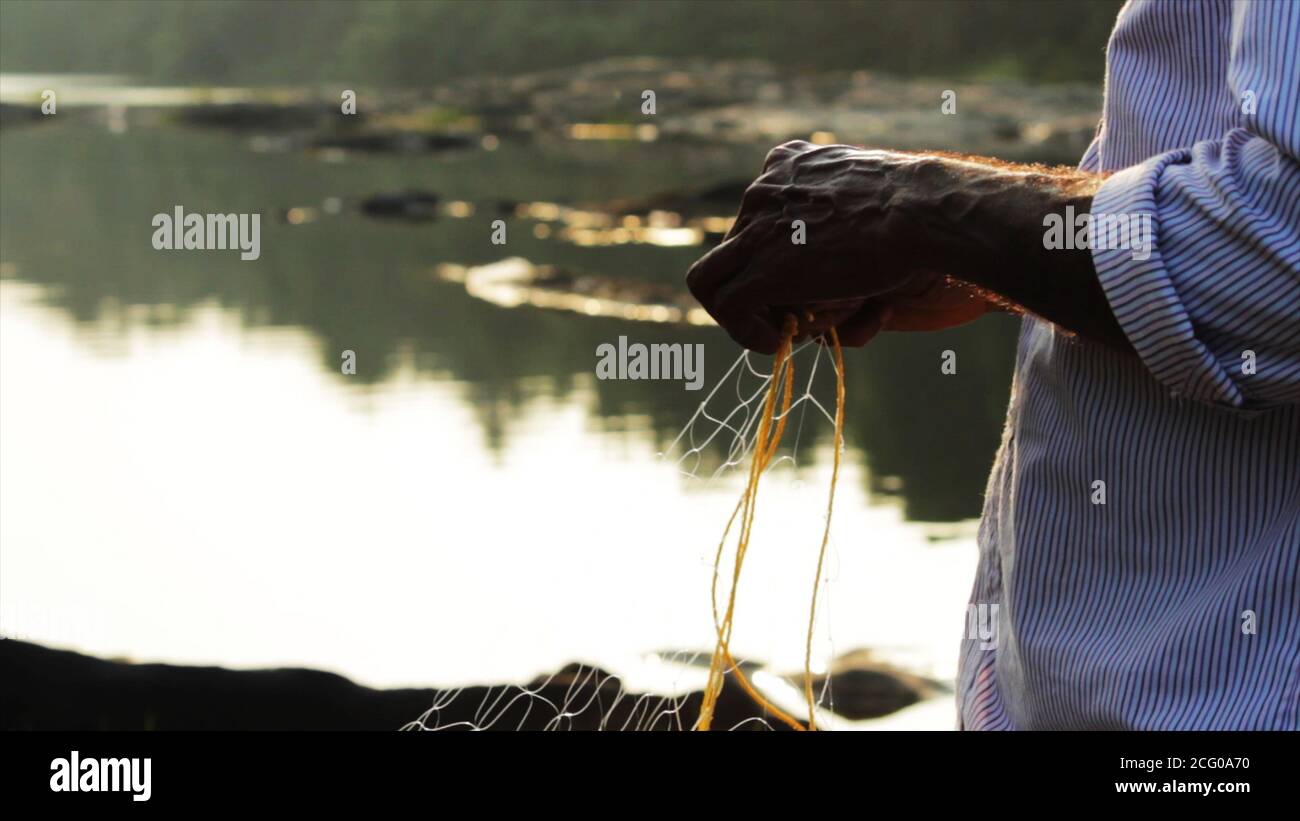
[
  {"x1": 724, "y1": 180, "x2": 783, "y2": 240},
  {"x1": 835, "y1": 302, "x2": 893, "y2": 347},
  {"x1": 690, "y1": 138, "x2": 878, "y2": 354},
  {"x1": 720, "y1": 309, "x2": 782, "y2": 355},
  {"x1": 763, "y1": 139, "x2": 816, "y2": 171},
  {"x1": 686, "y1": 229, "x2": 753, "y2": 311},
  {"x1": 687, "y1": 226, "x2": 784, "y2": 354},
  {"x1": 788, "y1": 301, "x2": 864, "y2": 342},
  {"x1": 878, "y1": 279, "x2": 995, "y2": 331}
]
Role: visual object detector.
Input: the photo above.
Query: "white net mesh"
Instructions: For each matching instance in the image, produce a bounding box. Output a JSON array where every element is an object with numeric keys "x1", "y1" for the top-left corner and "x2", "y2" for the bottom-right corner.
[{"x1": 406, "y1": 341, "x2": 848, "y2": 731}]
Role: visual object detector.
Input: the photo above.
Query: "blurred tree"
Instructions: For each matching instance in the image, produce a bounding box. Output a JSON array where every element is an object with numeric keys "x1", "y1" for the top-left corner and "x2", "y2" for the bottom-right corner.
[{"x1": 1, "y1": 0, "x2": 1123, "y2": 85}]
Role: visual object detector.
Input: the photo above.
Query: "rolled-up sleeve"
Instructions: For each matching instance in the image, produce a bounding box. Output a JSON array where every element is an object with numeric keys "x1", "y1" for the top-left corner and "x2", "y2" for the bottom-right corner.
[{"x1": 1090, "y1": 2, "x2": 1300, "y2": 411}]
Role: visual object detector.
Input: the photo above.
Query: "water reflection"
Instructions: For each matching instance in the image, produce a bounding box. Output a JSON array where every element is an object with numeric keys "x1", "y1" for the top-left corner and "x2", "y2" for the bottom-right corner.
[
  {"x1": 0, "y1": 284, "x2": 977, "y2": 703},
  {"x1": 0, "y1": 124, "x2": 1019, "y2": 520},
  {"x1": 2, "y1": 116, "x2": 1034, "y2": 729}
]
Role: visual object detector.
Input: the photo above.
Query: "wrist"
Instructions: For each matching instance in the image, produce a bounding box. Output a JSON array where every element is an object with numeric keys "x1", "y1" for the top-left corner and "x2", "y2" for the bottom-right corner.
[
  {"x1": 936, "y1": 162, "x2": 1100, "y2": 307},
  {"x1": 937, "y1": 163, "x2": 1130, "y2": 350}
]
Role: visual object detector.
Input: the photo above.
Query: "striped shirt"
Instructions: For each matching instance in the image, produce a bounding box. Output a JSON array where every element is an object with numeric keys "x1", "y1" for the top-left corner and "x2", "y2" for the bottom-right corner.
[{"x1": 958, "y1": 0, "x2": 1300, "y2": 730}]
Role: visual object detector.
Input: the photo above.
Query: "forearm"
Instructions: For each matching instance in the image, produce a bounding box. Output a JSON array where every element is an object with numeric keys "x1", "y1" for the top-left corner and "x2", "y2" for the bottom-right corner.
[
  {"x1": 919, "y1": 157, "x2": 1134, "y2": 352},
  {"x1": 687, "y1": 141, "x2": 1143, "y2": 356}
]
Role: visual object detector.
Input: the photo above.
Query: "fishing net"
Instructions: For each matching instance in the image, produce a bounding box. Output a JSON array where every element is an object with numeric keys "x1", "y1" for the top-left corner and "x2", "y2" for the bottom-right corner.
[{"x1": 407, "y1": 325, "x2": 849, "y2": 731}]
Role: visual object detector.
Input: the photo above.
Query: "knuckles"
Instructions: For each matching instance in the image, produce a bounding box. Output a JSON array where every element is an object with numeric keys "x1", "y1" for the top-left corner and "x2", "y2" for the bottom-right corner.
[
  {"x1": 763, "y1": 139, "x2": 816, "y2": 170},
  {"x1": 684, "y1": 258, "x2": 707, "y2": 297},
  {"x1": 690, "y1": 142, "x2": 937, "y2": 352}
]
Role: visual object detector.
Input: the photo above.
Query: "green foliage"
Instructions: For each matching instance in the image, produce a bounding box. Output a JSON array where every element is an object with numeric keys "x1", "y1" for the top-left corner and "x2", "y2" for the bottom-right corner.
[{"x1": 1, "y1": 0, "x2": 1123, "y2": 85}]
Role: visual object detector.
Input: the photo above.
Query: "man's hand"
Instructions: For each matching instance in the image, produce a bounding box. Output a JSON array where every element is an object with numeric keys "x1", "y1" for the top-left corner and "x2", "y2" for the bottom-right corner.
[{"x1": 686, "y1": 140, "x2": 1132, "y2": 354}]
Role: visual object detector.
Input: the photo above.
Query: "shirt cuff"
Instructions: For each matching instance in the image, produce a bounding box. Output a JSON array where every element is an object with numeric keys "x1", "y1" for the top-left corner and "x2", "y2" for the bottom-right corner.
[{"x1": 1090, "y1": 150, "x2": 1245, "y2": 407}]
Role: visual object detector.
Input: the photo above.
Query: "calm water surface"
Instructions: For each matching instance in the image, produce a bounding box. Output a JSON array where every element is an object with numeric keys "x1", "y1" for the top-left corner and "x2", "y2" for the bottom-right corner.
[{"x1": 0, "y1": 107, "x2": 1025, "y2": 727}]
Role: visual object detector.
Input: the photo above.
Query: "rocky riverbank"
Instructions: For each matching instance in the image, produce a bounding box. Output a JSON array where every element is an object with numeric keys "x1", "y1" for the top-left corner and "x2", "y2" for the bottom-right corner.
[
  {"x1": 2, "y1": 57, "x2": 1100, "y2": 163},
  {"x1": 1, "y1": 640, "x2": 944, "y2": 731},
  {"x1": 429, "y1": 56, "x2": 1101, "y2": 161}
]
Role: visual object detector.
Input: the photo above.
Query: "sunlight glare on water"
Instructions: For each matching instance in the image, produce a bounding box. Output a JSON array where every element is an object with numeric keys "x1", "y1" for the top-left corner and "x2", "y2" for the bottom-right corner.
[{"x1": 0, "y1": 282, "x2": 975, "y2": 726}]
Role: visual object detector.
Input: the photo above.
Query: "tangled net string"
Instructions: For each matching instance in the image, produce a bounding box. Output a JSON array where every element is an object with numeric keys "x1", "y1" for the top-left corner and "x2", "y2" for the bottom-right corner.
[{"x1": 407, "y1": 331, "x2": 847, "y2": 731}]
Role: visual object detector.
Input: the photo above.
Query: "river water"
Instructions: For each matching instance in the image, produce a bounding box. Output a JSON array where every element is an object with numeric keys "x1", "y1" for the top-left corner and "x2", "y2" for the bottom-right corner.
[{"x1": 0, "y1": 94, "x2": 1030, "y2": 728}]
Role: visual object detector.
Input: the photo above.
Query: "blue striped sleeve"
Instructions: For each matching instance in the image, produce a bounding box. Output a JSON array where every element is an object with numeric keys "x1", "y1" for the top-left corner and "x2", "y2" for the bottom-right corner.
[{"x1": 1091, "y1": 2, "x2": 1300, "y2": 411}]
